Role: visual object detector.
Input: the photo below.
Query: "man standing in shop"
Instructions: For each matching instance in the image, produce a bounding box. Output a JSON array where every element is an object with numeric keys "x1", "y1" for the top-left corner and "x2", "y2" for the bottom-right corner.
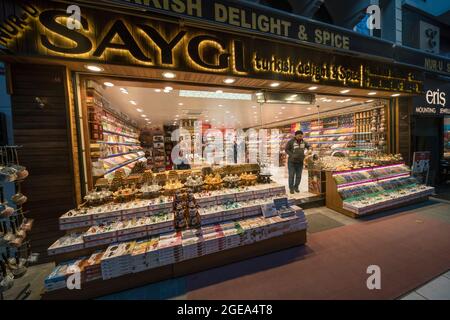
[{"x1": 285, "y1": 130, "x2": 311, "y2": 194}]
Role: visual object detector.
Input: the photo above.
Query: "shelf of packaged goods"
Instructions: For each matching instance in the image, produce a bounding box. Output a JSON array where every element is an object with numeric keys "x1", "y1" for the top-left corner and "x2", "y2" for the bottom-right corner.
[
  {"x1": 306, "y1": 141, "x2": 350, "y2": 144},
  {"x1": 105, "y1": 156, "x2": 146, "y2": 174},
  {"x1": 99, "y1": 150, "x2": 143, "y2": 160},
  {"x1": 306, "y1": 132, "x2": 372, "y2": 138},
  {"x1": 333, "y1": 163, "x2": 406, "y2": 175},
  {"x1": 103, "y1": 130, "x2": 139, "y2": 140},
  {"x1": 97, "y1": 141, "x2": 141, "y2": 147},
  {"x1": 343, "y1": 187, "x2": 435, "y2": 215},
  {"x1": 336, "y1": 172, "x2": 411, "y2": 189}
]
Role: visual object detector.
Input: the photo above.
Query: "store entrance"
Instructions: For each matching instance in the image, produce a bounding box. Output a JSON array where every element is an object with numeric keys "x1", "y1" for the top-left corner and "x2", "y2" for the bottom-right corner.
[{"x1": 76, "y1": 75, "x2": 389, "y2": 201}]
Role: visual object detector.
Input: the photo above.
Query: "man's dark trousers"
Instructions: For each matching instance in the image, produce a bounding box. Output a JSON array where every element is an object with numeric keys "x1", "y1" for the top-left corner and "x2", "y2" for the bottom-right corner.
[{"x1": 288, "y1": 161, "x2": 303, "y2": 192}]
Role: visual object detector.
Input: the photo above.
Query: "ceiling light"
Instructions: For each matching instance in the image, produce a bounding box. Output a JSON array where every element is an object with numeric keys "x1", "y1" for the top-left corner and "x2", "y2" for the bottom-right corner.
[
  {"x1": 175, "y1": 114, "x2": 179, "y2": 117},
  {"x1": 179, "y1": 90, "x2": 251, "y2": 100},
  {"x1": 278, "y1": 112, "x2": 282, "y2": 115},
  {"x1": 253, "y1": 111, "x2": 257, "y2": 114},
  {"x1": 85, "y1": 65, "x2": 103, "y2": 72},
  {"x1": 162, "y1": 72, "x2": 176, "y2": 79},
  {"x1": 130, "y1": 100, "x2": 137, "y2": 105},
  {"x1": 281, "y1": 106, "x2": 286, "y2": 109},
  {"x1": 216, "y1": 90, "x2": 223, "y2": 93},
  {"x1": 307, "y1": 107, "x2": 312, "y2": 110},
  {"x1": 205, "y1": 119, "x2": 209, "y2": 122},
  {"x1": 368, "y1": 92, "x2": 377, "y2": 95},
  {"x1": 223, "y1": 78, "x2": 235, "y2": 84},
  {"x1": 141, "y1": 114, "x2": 146, "y2": 117},
  {"x1": 226, "y1": 111, "x2": 230, "y2": 114},
  {"x1": 270, "y1": 82, "x2": 280, "y2": 87},
  {"x1": 218, "y1": 104, "x2": 223, "y2": 107},
  {"x1": 163, "y1": 89, "x2": 170, "y2": 93},
  {"x1": 178, "y1": 103, "x2": 183, "y2": 106},
  {"x1": 344, "y1": 98, "x2": 351, "y2": 102},
  {"x1": 103, "y1": 82, "x2": 114, "y2": 87},
  {"x1": 155, "y1": 89, "x2": 161, "y2": 93},
  {"x1": 120, "y1": 88, "x2": 128, "y2": 94},
  {"x1": 366, "y1": 99, "x2": 374, "y2": 102},
  {"x1": 252, "y1": 105, "x2": 257, "y2": 109},
  {"x1": 391, "y1": 93, "x2": 400, "y2": 97},
  {"x1": 136, "y1": 108, "x2": 143, "y2": 112},
  {"x1": 308, "y1": 86, "x2": 318, "y2": 90},
  {"x1": 340, "y1": 89, "x2": 350, "y2": 94},
  {"x1": 255, "y1": 92, "x2": 263, "y2": 96},
  {"x1": 165, "y1": 86, "x2": 173, "y2": 91}
]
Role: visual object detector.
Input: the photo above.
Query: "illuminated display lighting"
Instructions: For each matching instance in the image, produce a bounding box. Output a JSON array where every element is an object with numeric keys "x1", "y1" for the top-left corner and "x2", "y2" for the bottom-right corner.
[
  {"x1": 85, "y1": 65, "x2": 103, "y2": 72},
  {"x1": 368, "y1": 92, "x2": 377, "y2": 95},
  {"x1": 391, "y1": 93, "x2": 401, "y2": 97},
  {"x1": 270, "y1": 82, "x2": 280, "y2": 87},
  {"x1": 308, "y1": 86, "x2": 318, "y2": 90},
  {"x1": 179, "y1": 90, "x2": 251, "y2": 100},
  {"x1": 141, "y1": 114, "x2": 147, "y2": 117},
  {"x1": 136, "y1": 108, "x2": 143, "y2": 112},
  {"x1": 340, "y1": 89, "x2": 350, "y2": 94},
  {"x1": 162, "y1": 72, "x2": 176, "y2": 79},
  {"x1": 223, "y1": 78, "x2": 236, "y2": 84},
  {"x1": 103, "y1": 82, "x2": 114, "y2": 87}
]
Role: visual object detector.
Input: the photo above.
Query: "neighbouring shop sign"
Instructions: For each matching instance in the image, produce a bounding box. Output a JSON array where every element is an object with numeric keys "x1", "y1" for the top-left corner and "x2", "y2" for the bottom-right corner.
[
  {"x1": 413, "y1": 79, "x2": 450, "y2": 116},
  {"x1": 0, "y1": 0, "x2": 423, "y2": 93}
]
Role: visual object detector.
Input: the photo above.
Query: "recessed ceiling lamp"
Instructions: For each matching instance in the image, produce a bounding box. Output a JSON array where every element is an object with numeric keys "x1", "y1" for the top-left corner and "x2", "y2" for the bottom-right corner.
[
  {"x1": 163, "y1": 89, "x2": 170, "y2": 93},
  {"x1": 178, "y1": 103, "x2": 183, "y2": 106},
  {"x1": 223, "y1": 78, "x2": 235, "y2": 84},
  {"x1": 85, "y1": 65, "x2": 103, "y2": 72},
  {"x1": 162, "y1": 72, "x2": 176, "y2": 79},
  {"x1": 165, "y1": 86, "x2": 173, "y2": 91},
  {"x1": 218, "y1": 104, "x2": 223, "y2": 107},
  {"x1": 281, "y1": 106, "x2": 286, "y2": 109},
  {"x1": 130, "y1": 100, "x2": 137, "y2": 105},
  {"x1": 270, "y1": 82, "x2": 280, "y2": 87},
  {"x1": 136, "y1": 108, "x2": 143, "y2": 112},
  {"x1": 103, "y1": 82, "x2": 114, "y2": 87},
  {"x1": 120, "y1": 88, "x2": 128, "y2": 94},
  {"x1": 391, "y1": 93, "x2": 401, "y2": 97},
  {"x1": 340, "y1": 89, "x2": 350, "y2": 94},
  {"x1": 141, "y1": 114, "x2": 146, "y2": 117},
  {"x1": 154, "y1": 89, "x2": 161, "y2": 93},
  {"x1": 308, "y1": 86, "x2": 318, "y2": 90},
  {"x1": 252, "y1": 105, "x2": 257, "y2": 108},
  {"x1": 307, "y1": 107, "x2": 312, "y2": 110},
  {"x1": 368, "y1": 92, "x2": 377, "y2": 95}
]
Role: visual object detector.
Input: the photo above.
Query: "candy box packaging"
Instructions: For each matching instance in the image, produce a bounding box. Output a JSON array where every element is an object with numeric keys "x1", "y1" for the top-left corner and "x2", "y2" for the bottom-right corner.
[{"x1": 48, "y1": 233, "x2": 84, "y2": 255}]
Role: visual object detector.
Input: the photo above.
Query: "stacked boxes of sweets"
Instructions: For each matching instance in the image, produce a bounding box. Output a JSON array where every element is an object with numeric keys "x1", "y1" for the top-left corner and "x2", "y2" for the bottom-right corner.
[
  {"x1": 59, "y1": 196, "x2": 173, "y2": 230},
  {"x1": 186, "y1": 191, "x2": 201, "y2": 228},
  {"x1": 44, "y1": 258, "x2": 87, "y2": 291},
  {"x1": 220, "y1": 221, "x2": 244, "y2": 249},
  {"x1": 131, "y1": 237, "x2": 160, "y2": 273},
  {"x1": 157, "y1": 231, "x2": 183, "y2": 265},
  {"x1": 181, "y1": 229, "x2": 204, "y2": 259},
  {"x1": 84, "y1": 251, "x2": 104, "y2": 282},
  {"x1": 83, "y1": 221, "x2": 119, "y2": 248},
  {"x1": 48, "y1": 233, "x2": 84, "y2": 255},
  {"x1": 101, "y1": 241, "x2": 136, "y2": 280},
  {"x1": 201, "y1": 224, "x2": 225, "y2": 255}
]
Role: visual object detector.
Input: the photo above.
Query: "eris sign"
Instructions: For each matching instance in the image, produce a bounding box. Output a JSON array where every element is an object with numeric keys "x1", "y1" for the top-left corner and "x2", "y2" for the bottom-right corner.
[{"x1": 414, "y1": 87, "x2": 449, "y2": 116}]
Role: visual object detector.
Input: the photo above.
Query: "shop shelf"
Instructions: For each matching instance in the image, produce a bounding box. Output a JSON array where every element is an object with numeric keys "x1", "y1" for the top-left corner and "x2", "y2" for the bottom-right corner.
[
  {"x1": 105, "y1": 156, "x2": 146, "y2": 174},
  {"x1": 103, "y1": 130, "x2": 140, "y2": 140}
]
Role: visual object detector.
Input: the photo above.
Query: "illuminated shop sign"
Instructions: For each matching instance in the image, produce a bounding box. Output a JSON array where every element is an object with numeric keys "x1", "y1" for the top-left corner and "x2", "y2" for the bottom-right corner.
[
  {"x1": 414, "y1": 87, "x2": 450, "y2": 116},
  {"x1": 0, "y1": 0, "x2": 423, "y2": 93}
]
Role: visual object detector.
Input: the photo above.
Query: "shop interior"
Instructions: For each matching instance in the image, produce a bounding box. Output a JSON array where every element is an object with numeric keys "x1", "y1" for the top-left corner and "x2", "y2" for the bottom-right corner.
[{"x1": 78, "y1": 74, "x2": 393, "y2": 199}]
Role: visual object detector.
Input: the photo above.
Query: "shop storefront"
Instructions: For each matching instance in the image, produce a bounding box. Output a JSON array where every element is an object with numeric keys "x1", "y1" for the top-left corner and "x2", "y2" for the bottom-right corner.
[{"x1": 0, "y1": 0, "x2": 447, "y2": 299}]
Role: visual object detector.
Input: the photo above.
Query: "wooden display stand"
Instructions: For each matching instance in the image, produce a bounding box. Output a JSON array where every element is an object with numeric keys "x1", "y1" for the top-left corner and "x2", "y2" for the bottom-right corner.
[
  {"x1": 325, "y1": 171, "x2": 358, "y2": 218},
  {"x1": 41, "y1": 229, "x2": 307, "y2": 300}
]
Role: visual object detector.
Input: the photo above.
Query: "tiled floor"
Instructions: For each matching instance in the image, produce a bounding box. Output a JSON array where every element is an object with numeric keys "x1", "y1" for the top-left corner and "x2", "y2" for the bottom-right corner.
[{"x1": 400, "y1": 270, "x2": 450, "y2": 300}]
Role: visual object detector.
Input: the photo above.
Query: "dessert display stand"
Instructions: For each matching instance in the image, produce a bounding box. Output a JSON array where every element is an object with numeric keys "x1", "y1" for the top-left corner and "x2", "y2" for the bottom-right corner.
[
  {"x1": 325, "y1": 163, "x2": 435, "y2": 218},
  {"x1": 42, "y1": 229, "x2": 305, "y2": 300}
]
